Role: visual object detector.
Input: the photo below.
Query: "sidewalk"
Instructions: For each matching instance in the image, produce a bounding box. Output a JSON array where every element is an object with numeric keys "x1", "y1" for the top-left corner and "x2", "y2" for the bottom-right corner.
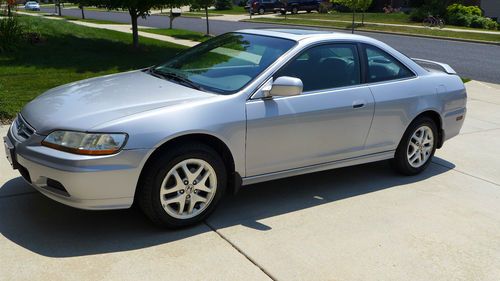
[{"x1": 16, "y1": 11, "x2": 199, "y2": 47}]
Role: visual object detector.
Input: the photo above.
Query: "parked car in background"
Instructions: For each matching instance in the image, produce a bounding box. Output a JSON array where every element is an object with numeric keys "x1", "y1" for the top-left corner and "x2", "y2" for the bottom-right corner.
[
  {"x1": 4, "y1": 29, "x2": 467, "y2": 228},
  {"x1": 277, "y1": 0, "x2": 322, "y2": 14},
  {"x1": 245, "y1": 0, "x2": 281, "y2": 14},
  {"x1": 24, "y1": 1, "x2": 40, "y2": 11}
]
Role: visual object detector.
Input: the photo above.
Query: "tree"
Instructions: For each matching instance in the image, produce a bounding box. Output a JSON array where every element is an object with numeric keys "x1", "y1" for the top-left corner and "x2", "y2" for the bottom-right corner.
[
  {"x1": 192, "y1": 0, "x2": 215, "y2": 35},
  {"x1": 358, "y1": 0, "x2": 372, "y2": 25},
  {"x1": 88, "y1": 0, "x2": 168, "y2": 48},
  {"x1": 332, "y1": 0, "x2": 372, "y2": 33},
  {"x1": 6, "y1": 0, "x2": 15, "y2": 17}
]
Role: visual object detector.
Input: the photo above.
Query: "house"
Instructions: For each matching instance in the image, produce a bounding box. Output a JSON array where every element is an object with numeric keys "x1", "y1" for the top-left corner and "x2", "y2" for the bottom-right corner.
[{"x1": 479, "y1": 0, "x2": 500, "y2": 21}]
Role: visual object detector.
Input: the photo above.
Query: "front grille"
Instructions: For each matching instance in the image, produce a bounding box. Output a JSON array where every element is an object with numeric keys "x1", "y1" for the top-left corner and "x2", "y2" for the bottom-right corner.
[{"x1": 12, "y1": 115, "x2": 35, "y2": 142}]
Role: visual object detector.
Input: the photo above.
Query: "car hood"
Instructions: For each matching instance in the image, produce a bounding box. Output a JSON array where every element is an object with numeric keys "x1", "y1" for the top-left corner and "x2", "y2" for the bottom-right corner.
[{"x1": 21, "y1": 70, "x2": 217, "y2": 134}]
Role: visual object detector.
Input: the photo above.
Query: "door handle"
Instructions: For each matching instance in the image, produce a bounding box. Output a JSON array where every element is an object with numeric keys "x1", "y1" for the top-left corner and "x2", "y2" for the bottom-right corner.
[{"x1": 352, "y1": 100, "x2": 365, "y2": 109}]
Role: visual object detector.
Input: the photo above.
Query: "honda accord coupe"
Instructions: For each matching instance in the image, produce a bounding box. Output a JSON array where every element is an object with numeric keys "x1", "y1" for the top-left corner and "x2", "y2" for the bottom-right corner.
[{"x1": 4, "y1": 29, "x2": 467, "y2": 228}]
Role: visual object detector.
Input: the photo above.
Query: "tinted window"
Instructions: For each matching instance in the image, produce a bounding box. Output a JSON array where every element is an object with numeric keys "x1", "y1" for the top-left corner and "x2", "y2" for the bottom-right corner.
[
  {"x1": 154, "y1": 33, "x2": 295, "y2": 94},
  {"x1": 365, "y1": 45, "x2": 414, "y2": 83},
  {"x1": 275, "y1": 44, "x2": 361, "y2": 92}
]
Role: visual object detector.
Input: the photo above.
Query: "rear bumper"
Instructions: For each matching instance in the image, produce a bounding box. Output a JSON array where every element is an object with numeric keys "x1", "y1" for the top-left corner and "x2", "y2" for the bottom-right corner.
[
  {"x1": 442, "y1": 107, "x2": 466, "y2": 142},
  {"x1": 6, "y1": 124, "x2": 150, "y2": 210}
]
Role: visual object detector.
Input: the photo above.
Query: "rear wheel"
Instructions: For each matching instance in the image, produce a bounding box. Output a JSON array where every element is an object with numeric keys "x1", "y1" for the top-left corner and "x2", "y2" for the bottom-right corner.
[
  {"x1": 258, "y1": 7, "x2": 265, "y2": 14},
  {"x1": 391, "y1": 117, "x2": 438, "y2": 175},
  {"x1": 422, "y1": 18, "x2": 433, "y2": 27},
  {"x1": 137, "y1": 143, "x2": 227, "y2": 228},
  {"x1": 291, "y1": 7, "x2": 298, "y2": 14}
]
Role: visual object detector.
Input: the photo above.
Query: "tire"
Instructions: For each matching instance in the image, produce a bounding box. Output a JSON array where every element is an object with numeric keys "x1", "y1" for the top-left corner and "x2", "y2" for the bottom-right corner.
[
  {"x1": 292, "y1": 7, "x2": 298, "y2": 14},
  {"x1": 422, "y1": 18, "x2": 432, "y2": 28},
  {"x1": 306, "y1": 10, "x2": 311, "y2": 13},
  {"x1": 137, "y1": 142, "x2": 227, "y2": 228},
  {"x1": 391, "y1": 116, "x2": 438, "y2": 176},
  {"x1": 258, "y1": 7, "x2": 265, "y2": 15}
]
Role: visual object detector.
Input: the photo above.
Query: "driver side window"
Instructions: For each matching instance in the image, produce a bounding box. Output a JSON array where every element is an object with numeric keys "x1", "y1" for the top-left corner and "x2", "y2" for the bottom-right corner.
[{"x1": 274, "y1": 43, "x2": 361, "y2": 92}]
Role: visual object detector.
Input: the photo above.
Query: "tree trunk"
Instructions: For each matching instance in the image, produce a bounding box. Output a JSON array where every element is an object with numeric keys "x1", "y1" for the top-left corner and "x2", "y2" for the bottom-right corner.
[
  {"x1": 169, "y1": 8, "x2": 173, "y2": 29},
  {"x1": 7, "y1": 4, "x2": 11, "y2": 17},
  {"x1": 57, "y1": 2, "x2": 62, "y2": 16},
  {"x1": 80, "y1": 6, "x2": 85, "y2": 19},
  {"x1": 361, "y1": 12, "x2": 364, "y2": 26},
  {"x1": 351, "y1": 10, "x2": 355, "y2": 34},
  {"x1": 205, "y1": 6, "x2": 210, "y2": 35},
  {"x1": 129, "y1": 9, "x2": 139, "y2": 48}
]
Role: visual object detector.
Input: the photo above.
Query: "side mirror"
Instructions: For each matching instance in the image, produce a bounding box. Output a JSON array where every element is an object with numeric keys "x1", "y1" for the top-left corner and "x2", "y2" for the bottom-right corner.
[{"x1": 263, "y1": 76, "x2": 303, "y2": 98}]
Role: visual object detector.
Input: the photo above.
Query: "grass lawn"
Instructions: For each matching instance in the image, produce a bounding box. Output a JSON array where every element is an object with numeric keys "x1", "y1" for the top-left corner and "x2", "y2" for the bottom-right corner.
[
  {"x1": 245, "y1": 17, "x2": 500, "y2": 43},
  {"x1": 139, "y1": 28, "x2": 209, "y2": 42},
  {"x1": 209, "y1": 6, "x2": 246, "y2": 15},
  {"x1": 0, "y1": 16, "x2": 186, "y2": 122},
  {"x1": 279, "y1": 12, "x2": 500, "y2": 32},
  {"x1": 45, "y1": 14, "x2": 127, "y2": 24}
]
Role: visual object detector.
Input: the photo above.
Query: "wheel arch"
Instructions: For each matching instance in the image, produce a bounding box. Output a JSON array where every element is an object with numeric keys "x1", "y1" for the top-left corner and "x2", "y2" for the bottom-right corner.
[
  {"x1": 135, "y1": 133, "x2": 241, "y2": 200},
  {"x1": 409, "y1": 110, "x2": 444, "y2": 148}
]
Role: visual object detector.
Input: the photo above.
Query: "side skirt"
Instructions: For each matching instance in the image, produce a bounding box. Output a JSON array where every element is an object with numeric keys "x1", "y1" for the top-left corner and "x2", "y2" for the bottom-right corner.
[{"x1": 241, "y1": 150, "x2": 395, "y2": 186}]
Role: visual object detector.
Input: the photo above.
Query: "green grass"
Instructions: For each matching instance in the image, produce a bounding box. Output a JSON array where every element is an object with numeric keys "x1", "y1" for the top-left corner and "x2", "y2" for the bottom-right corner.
[
  {"x1": 281, "y1": 12, "x2": 500, "y2": 32},
  {"x1": 139, "y1": 28, "x2": 209, "y2": 42},
  {"x1": 209, "y1": 6, "x2": 246, "y2": 15},
  {"x1": 245, "y1": 17, "x2": 500, "y2": 43},
  {"x1": 461, "y1": 77, "x2": 472, "y2": 83},
  {"x1": 56, "y1": 15, "x2": 128, "y2": 24},
  {"x1": 293, "y1": 12, "x2": 413, "y2": 24},
  {"x1": 0, "y1": 16, "x2": 186, "y2": 122}
]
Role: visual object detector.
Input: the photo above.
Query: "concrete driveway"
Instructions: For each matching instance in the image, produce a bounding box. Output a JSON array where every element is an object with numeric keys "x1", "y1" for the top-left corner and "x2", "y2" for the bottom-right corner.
[{"x1": 1, "y1": 81, "x2": 500, "y2": 281}]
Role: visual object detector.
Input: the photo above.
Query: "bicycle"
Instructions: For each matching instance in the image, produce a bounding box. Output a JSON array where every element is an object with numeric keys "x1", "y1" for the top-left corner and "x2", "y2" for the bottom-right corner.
[{"x1": 423, "y1": 15, "x2": 445, "y2": 29}]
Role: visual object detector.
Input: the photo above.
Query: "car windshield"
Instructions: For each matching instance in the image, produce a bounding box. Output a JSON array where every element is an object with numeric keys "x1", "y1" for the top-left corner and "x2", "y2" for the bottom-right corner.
[{"x1": 152, "y1": 33, "x2": 296, "y2": 95}]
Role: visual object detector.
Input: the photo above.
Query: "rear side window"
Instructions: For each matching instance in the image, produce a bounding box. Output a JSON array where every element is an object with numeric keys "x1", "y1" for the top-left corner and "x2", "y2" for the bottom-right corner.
[
  {"x1": 274, "y1": 43, "x2": 361, "y2": 92},
  {"x1": 364, "y1": 45, "x2": 414, "y2": 83}
]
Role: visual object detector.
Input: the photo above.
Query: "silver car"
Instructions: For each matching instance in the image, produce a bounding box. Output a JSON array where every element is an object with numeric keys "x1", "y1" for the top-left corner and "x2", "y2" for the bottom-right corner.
[
  {"x1": 24, "y1": 1, "x2": 41, "y2": 11},
  {"x1": 3, "y1": 29, "x2": 466, "y2": 228}
]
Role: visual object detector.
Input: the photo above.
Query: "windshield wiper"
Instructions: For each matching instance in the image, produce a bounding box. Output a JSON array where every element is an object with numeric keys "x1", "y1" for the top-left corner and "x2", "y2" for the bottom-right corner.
[{"x1": 149, "y1": 68, "x2": 204, "y2": 91}]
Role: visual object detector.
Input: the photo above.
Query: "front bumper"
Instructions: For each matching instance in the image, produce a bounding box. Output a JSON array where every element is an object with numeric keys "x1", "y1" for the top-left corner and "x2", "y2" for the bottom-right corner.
[{"x1": 5, "y1": 122, "x2": 150, "y2": 210}]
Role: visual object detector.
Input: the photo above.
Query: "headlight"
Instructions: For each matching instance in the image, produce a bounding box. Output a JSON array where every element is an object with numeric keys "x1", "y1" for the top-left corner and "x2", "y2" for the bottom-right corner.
[{"x1": 42, "y1": 131, "x2": 128, "y2": 155}]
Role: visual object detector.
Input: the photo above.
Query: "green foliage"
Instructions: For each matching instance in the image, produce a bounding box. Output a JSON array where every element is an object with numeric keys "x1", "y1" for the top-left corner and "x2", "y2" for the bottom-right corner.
[
  {"x1": 446, "y1": 3, "x2": 482, "y2": 18},
  {"x1": 193, "y1": 0, "x2": 215, "y2": 8},
  {"x1": 214, "y1": 0, "x2": 232, "y2": 10},
  {"x1": 446, "y1": 4, "x2": 497, "y2": 29},
  {"x1": 0, "y1": 17, "x2": 24, "y2": 53},
  {"x1": 331, "y1": 0, "x2": 372, "y2": 11}
]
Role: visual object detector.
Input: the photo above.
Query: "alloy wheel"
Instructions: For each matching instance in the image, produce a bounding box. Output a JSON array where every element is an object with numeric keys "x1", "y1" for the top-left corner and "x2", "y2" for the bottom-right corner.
[{"x1": 159, "y1": 158, "x2": 217, "y2": 219}]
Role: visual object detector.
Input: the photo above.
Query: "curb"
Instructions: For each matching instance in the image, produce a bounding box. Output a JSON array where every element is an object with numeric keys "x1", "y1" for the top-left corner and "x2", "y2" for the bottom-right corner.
[{"x1": 241, "y1": 19, "x2": 500, "y2": 46}]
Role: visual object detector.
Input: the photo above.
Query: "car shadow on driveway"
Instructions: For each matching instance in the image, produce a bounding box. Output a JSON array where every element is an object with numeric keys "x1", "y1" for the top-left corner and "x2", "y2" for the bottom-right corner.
[{"x1": 0, "y1": 159, "x2": 454, "y2": 258}]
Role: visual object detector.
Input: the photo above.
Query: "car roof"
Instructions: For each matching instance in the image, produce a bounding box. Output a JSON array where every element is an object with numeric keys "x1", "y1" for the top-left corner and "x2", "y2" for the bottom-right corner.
[{"x1": 236, "y1": 28, "x2": 371, "y2": 42}]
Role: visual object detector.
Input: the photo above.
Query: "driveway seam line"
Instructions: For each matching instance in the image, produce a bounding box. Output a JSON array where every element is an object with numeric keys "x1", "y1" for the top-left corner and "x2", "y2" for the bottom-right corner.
[
  {"x1": 431, "y1": 161, "x2": 500, "y2": 187},
  {"x1": 204, "y1": 221, "x2": 278, "y2": 281}
]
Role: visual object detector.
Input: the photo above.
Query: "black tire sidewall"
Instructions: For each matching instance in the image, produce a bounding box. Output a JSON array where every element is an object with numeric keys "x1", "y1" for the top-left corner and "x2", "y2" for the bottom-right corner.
[
  {"x1": 393, "y1": 117, "x2": 438, "y2": 175},
  {"x1": 141, "y1": 144, "x2": 227, "y2": 228}
]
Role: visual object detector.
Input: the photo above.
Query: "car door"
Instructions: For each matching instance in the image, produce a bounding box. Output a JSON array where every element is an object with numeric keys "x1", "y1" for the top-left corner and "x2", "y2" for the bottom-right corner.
[
  {"x1": 361, "y1": 44, "x2": 420, "y2": 155},
  {"x1": 245, "y1": 43, "x2": 375, "y2": 176}
]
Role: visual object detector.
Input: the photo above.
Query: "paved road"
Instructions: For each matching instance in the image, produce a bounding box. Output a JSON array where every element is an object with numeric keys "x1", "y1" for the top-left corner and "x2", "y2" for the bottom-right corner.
[
  {"x1": 41, "y1": 7, "x2": 500, "y2": 84},
  {"x1": 2, "y1": 81, "x2": 500, "y2": 280}
]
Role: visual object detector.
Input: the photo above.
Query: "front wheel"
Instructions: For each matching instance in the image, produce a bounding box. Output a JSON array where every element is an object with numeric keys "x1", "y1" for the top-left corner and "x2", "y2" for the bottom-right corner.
[
  {"x1": 137, "y1": 143, "x2": 227, "y2": 228},
  {"x1": 391, "y1": 117, "x2": 438, "y2": 175}
]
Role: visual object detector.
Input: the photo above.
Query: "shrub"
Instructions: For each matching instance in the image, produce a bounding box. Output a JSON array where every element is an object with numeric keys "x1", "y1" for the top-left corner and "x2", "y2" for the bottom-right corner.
[
  {"x1": 446, "y1": 3, "x2": 482, "y2": 19},
  {"x1": 214, "y1": 0, "x2": 232, "y2": 10},
  {"x1": 409, "y1": 7, "x2": 428, "y2": 21},
  {"x1": 0, "y1": 17, "x2": 24, "y2": 53},
  {"x1": 448, "y1": 13, "x2": 473, "y2": 26},
  {"x1": 470, "y1": 16, "x2": 499, "y2": 30}
]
